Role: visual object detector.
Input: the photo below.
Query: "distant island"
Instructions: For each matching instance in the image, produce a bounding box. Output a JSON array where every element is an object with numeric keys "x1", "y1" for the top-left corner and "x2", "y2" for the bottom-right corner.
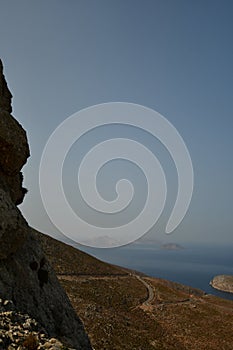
[
  {"x1": 161, "y1": 243, "x2": 184, "y2": 250},
  {"x1": 210, "y1": 275, "x2": 233, "y2": 294}
]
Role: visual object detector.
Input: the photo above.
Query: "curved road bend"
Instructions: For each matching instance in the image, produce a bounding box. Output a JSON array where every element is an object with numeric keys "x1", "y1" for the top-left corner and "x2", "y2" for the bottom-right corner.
[{"x1": 134, "y1": 275, "x2": 154, "y2": 305}]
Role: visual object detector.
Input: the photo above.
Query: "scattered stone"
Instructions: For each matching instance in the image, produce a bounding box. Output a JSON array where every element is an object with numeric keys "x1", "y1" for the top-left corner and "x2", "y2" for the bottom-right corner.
[{"x1": 0, "y1": 298, "x2": 75, "y2": 349}]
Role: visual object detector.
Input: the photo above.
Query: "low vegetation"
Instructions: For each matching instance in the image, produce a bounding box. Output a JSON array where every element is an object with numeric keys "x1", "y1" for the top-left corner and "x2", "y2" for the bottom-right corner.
[{"x1": 37, "y1": 231, "x2": 233, "y2": 350}]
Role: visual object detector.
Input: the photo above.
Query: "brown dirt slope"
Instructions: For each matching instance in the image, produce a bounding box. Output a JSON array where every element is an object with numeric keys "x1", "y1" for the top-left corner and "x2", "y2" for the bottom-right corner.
[{"x1": 37, "y1": 231, "x2": 233, "y2": 350}]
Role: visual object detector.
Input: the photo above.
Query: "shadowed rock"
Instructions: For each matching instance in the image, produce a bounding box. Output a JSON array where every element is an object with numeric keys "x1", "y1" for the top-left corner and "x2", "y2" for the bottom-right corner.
[
  {"x1": 0, "y1": 59, "x2": 12, "y2": 113},
  {"x1": 0, "y1": 59, "x2": 30, "y2": 205},
  {"x1": 0, "y1": 59, "x2": 92, "y2": 349}
]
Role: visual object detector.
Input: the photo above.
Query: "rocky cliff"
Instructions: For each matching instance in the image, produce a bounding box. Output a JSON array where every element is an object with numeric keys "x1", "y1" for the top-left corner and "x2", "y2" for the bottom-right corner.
[{"x1": 0, "y1": 59, "x2": 92, "y2": 349}]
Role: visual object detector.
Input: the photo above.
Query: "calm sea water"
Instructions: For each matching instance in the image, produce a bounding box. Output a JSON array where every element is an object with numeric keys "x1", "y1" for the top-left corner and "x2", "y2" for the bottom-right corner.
[{"x1": 78, "y1": 243, "x2": 233, "y2": 301}]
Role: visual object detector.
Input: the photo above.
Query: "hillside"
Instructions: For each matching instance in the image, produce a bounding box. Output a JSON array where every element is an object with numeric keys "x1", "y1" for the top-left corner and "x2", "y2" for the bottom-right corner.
[{"x1": 37, "y1": 231, "x2": 233, "y2": 350}]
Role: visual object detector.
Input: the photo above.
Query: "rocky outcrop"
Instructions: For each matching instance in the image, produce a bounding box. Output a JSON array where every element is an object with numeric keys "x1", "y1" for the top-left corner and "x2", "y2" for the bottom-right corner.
[
  {"x1": 0, "y1": 59, "x2": 30, "y2": 258},
  {"x1": 0, "y1": 59, "x2": 92, "y2": 349},
  {"x1": 210, "y1": 275, "x2": 233, "y2": 294},
  {"x1": 0, "y1": 60, "x2": 12, "y2": 113},
  {"x1": 0, "y1": 59, "x2": 29, "y2": 206},
  {"x1": 0, "y1": 298, "x2": 75, "y2": 349}
]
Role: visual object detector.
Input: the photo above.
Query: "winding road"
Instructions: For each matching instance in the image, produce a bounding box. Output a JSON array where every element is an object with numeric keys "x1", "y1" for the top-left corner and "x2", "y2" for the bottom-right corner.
[
  {"x1": 134, "y1": 275, "x2": 155, "y2": 305},
  {"x1": 58, "y1": 272, "x2": 155, "y2": 306}
]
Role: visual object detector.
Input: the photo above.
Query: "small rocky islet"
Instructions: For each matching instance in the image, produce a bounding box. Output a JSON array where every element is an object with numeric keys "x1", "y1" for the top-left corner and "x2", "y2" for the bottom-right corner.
[{"x1": 210, "y1": 275, "x2": 233, "y2": 294}]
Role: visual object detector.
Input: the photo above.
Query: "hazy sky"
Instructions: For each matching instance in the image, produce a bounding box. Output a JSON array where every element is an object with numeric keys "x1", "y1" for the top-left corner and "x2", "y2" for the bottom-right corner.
[{"x1": 1, "y1": 0, "x2": 232, "y2": 247}]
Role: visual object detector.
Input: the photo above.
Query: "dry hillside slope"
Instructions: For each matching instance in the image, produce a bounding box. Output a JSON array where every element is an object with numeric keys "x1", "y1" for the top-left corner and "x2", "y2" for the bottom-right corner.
[{"x1": 37, "y1": 231, "x2": 233, "y2": 350}]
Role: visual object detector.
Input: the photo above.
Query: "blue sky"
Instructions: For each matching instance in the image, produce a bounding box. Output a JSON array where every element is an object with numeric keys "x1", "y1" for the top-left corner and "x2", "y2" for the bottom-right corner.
[{"x1": 0, "y1": 0, "x2": 232, "y2": 246}]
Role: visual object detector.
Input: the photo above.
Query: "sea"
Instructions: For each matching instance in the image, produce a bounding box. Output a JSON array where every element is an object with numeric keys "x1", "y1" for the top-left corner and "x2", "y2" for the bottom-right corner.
[{"x1": 76, "y1": 242, "x2": 233, "y2": 301}]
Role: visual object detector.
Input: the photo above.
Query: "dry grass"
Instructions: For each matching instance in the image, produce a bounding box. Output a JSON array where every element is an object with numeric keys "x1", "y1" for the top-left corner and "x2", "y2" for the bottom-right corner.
[
  {"x1": 22, "y1": 334, "x2": 38, "y2": 350},
  {"x1": 37, "y1": 231, "x2": 233, "y2": 350}
]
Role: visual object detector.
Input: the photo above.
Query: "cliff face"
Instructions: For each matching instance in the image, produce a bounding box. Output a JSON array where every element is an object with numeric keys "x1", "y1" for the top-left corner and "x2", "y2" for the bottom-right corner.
[
  {"x1": 0, "y1": 60, "x2": 29, "y2": 207},
  {"x1": 0, "y1": 60, "x2": 92, "y2": 349}
]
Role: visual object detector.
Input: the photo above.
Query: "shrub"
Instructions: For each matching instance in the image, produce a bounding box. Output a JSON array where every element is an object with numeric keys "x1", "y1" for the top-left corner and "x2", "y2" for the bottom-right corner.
[{"x1": 22, "y1": 333, "x2": 38, "y2": 350}]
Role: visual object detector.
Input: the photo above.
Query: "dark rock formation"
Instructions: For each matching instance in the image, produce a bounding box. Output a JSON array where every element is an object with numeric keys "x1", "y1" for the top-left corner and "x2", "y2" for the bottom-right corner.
[
  {"x1": 0, "y1": 59, "x2": 92, "y2": 349},
  {"x1": 0, "y1": 298, "x2": 75, "y2": 349},
  {"x1": 0, "y1": 59, "x2": 29, "y2": 206},
  {"x1": 0, "y1": 60, "x2": 12, "y2": 113},
  {"x1": 210, "y1": 275, "x2": 233, "y2": 294}
]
